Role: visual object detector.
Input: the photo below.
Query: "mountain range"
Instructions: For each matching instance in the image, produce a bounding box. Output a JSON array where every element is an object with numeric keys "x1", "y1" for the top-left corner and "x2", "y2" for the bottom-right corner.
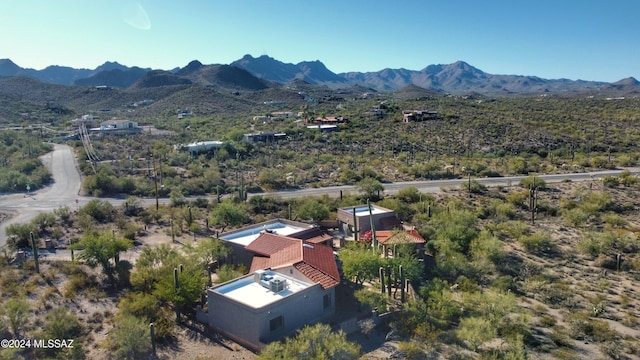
[{"x1": 1, "y1": 55, "x2": 638, "y2": 96}]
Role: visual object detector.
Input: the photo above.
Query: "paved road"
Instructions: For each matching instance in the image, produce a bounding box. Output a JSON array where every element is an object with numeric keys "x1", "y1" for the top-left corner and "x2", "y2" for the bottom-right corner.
[
  {"x1": 0, "y1": 143, "x2": 83, "y2": 247},
  {"x1": 252, "y1": 168, "x2": 640, "y2": 200},
  {"x1": 1, "y1": 143, "x2": 638, "y2": 247}
]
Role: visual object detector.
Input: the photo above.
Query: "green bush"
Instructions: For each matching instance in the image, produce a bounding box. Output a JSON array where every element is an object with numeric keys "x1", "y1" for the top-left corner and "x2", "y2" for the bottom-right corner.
[
  {"x1": 78, "y1": 199, "x2": 116, "y2": 223},
  {"x1": 461, "y1": 179, "x2": 487, "y2": 194},
  {"x1": 602, "y1": 176, "x2": 620, "y2": 188},
  {"x1": 495, "y1": 201, "x2": 517, "y2": 219},
  {"x1": 561, "y1": 208, "x2": 589, "y2": 227},
  {"x1": 519, "y1": 175, "x2": 546, "y2": 189},
  {"x1": 505, "y1": 190, "x2": 528, "y2": 207},
  {"x1": 519, "y1": 232, "x2": 554, "y2": 253}
]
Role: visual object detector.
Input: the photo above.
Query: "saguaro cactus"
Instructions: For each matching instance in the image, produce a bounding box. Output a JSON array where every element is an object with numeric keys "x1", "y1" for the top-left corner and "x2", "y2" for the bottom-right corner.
[{"x1": 399, "y1": 265, "x2": 405, "y2": 302}]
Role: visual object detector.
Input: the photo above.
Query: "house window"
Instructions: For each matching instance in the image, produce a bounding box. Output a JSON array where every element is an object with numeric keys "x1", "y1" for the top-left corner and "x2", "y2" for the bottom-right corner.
[
  {"x1": 323, "y1": 294, "x2": 332, "y2": 309},
  {"x1": 270, "y1": 315, "x2": 284, "y2": 332}
]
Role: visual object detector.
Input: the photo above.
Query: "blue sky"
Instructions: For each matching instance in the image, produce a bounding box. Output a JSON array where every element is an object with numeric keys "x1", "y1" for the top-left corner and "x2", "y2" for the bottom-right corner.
[{"x1": 1, "y1": 1, "x2": 638, "y2": 82}]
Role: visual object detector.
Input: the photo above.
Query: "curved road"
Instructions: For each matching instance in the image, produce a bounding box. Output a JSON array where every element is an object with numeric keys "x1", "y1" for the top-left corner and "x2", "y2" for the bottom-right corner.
[
  {"x1": 1, "y1": 144, "x2": 638, "y2": 247},
  {"x1": 0, "y1": 144, "x2": 83, "y2": 247}
]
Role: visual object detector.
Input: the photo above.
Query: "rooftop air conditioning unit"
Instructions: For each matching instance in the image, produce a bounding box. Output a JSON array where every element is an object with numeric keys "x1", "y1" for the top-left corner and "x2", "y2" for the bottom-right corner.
[
  {"x1": 269, "y1": 279, "x2": 285, "y2": 293},
  {"x1": 254, "y1": 269, "x2": 265, "y2": 283}
]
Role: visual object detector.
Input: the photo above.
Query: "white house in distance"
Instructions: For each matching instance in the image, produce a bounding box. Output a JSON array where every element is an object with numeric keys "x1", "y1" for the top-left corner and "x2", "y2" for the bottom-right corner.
[
  {"x1": 90, "y1": 119, "x2": 142, "y2": 134},
  {"x1": 206, "y1": 231, "x2": 340, "y2": 350},
  {"x1": 177, "y1": 140, "x2": 224, "y2": 155}
]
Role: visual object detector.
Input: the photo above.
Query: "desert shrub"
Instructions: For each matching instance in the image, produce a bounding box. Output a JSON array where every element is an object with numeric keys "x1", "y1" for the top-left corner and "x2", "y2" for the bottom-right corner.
[
  {"x1": 580, "y1": 191, "x2": 612, "y2": 215},
  {"x1": 118, "y1": 292, "x2": 175, "y2": 342},
  {"x1": 492, "y1": 220, "x2": 530, "y2": 239},
  {"x1": 456, "y1": 316, "x2": 496, "y2": 351},
  {"x1": 215, "y1": 264, "x2": 245, "y2": 284},
  {"x1": 494, "y1": 201, "x2": 517, "y2": 219},
  {"x1": 562, "y1": 208, "x2": 589, "y2": 227},
  {"x1": 519, "y1": 175, "x2": 546, "y2": 189},
  {"x1": 539, "y1": 315, "x2": 557, "y2": 327},
  {"x1": 600, "y1": 341, "x2": 625, "y2": 360},
  {"x1": 63, "y1": 272, "x2": 98, "y2": 299},
  {"x1": 580, "y1": 230, "x2": 639, "y2": 259},
  {"x1": 567, "y1": 311, "x2": 619, "y2": 342},
  {"x1": 601, "y1": 212, "x2": 628, "y2": 228},
  {"x1": 616, "y1": 154, "x2": 636, "y2": 167},
  {"x1": 5, "y1": 222, "x2": 38, "y2": 249},
  {"x1": 397, "y1": 341, "x2": 429, "y2": 359},
  {"x1": 42, "y1": 307, "x2": 82, "y2": 340},
  {"x1": 121, "y1": 222, "x2": 142, "y2": 241},
  {"x1": 519, "y1": 232, "x2": 554, "y2": 253},
  {"x1": 550, "y1": 326, "x2": 573, "y2": 348},
  {"x1": 470, "y1": 231, "x2": 505, "y2": 264},
  {"x1": 396, "y1": 186, "x2": 426, "y2": 204},
  {"x1": 505, "y1": 190, "x2": 528, "y2": 207},
  {"x1": 354, "y1": 288, "x2": 388, "y2": 313},
  {"x1": 418, "y1": 280, "x2": 462, "y2": 327},
  {"x1": 619, "y1": 170, "x2": 639, "y2": 187},
  {"x1": 376, "y1": 198, "x2": 414, "y2": 222},
  {"x1": 32, "y1": 212, "x2": 56, "y2": 233},
  {"x1": 461, "y1": 179, "x2": 487, "y2": 194},
  {"x1": 578, "y1": 233, "x2": 606, "y2": 258},
  {"x1": 78, "y1": 199, "x2": 115, "y2": 223},
  {"x1": 491, "y1": 276, "x2": 517, "y2": 293},
  {"x1": 602, "y1": 176, "x2": 620, "y2": 188},
  {"x1": 105, "y1": 313, "x2": 152, "y2": 359}
]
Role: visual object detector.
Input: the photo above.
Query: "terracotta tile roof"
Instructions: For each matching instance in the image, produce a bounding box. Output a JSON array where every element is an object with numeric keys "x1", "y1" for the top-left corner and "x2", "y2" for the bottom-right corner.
[
  {"x1": 245, "y1": 232, "x2": 300, "y2": 256},
  {"x1": 245, "y1": 233, "x2": 340, "y2": 289},
  {"x1": 303, "y1": 234, "x2": 333, "y2": 244},
  {"x1": 290, "y1": 228, "x2": 333, "y2": 244},
  {"x1": 294, "y1": 262, "x2": 340, "y2": 289},
  {"x1": 376, "y1": 229, "x2": 426, "y2": 245},
  {"x1": 298, "y1": 243, "x2": 340, "y2": 288}
]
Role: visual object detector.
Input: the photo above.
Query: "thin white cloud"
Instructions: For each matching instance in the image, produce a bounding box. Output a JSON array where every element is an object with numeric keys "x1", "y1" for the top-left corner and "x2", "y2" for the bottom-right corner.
[{"x1": 122, "y1": 3, "x2": 151, "y2": 30}]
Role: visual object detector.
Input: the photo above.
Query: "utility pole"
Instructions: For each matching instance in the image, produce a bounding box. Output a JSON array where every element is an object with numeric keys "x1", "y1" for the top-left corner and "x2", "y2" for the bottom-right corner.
[
  {"x1": 529, "y1": 177, "x2": 538, "y2": 225},
  {"x1": 152, "y1": 153, "x2": 159, "y2": 210}
]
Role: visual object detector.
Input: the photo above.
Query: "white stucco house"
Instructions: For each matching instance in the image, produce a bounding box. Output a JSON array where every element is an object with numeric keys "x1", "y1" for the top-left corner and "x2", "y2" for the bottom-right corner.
[{"x1": 206, "y1": 232, "x2": 340, "y2": 350}]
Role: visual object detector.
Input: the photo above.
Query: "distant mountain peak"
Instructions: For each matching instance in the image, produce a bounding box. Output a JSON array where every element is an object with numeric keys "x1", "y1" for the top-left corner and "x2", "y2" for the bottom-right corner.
[
  {"x1": 176, "y1": 60, "x2": 204, "y2": 76},
  {"x1": 613, "y1": 77, "x2": 639, "y2": 86},
  {"x1": 0, "y1": 58, "x2": 23, "y2": 76}
]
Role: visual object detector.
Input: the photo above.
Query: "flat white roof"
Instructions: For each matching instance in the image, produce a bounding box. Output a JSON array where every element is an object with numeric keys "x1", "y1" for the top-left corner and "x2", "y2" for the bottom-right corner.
[
  {"x1": 343, "y1": 205, "x2": 389, "y2": 216},
  {"x1": 213, "y1": 270, "x2": 311, "y2": 308},
  {"x1": 220, "y1": 221, "x2": 308, "y2": 246}
]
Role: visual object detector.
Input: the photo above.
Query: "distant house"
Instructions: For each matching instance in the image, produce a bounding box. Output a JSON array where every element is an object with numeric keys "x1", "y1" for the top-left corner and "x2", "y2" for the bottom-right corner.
[
  {"x1": 306, "y1": 124, "x2": 339, "y2": 132},
  {"x1": 270, "y1": 111, "x2": 294, "y2": 119},
  {"x1": 366, "y1": 107, "x2": 385, "y2": 118},
  {"x1": 177, "y1": 109, "x2": 193, "y2": 119},
  {"x1": 206, "y1": 232, "x2": 339, "y2": 350},
  {"x1": 306, "y1": 116, "x2": 349, "y2": 125},
  {"x1": 252, "y1": 115, "x2": 269, "y2": 122},
  {"x1": 90, "y1": 119, "x2": 142, "y2": 134},
  {"x1": 243, "y1": 131, "x2": 287, "y2": 143},
  {"x1": 71, "y1": 114, "x2": 100, "y2": 129},
  {"x1": 336, "y1": 204, "x2": 402, "y2": 240},
  {"x1": 264, "y1": 100, "x2": 287, "y2": 107},
  {"x1": 133, "y1": 99, "x2": 154, "y2": 107},
  {"x1": 402, "y1": 110, "x2": 438, "y2": 122},
  {"x1": 178, "y1": 140, "x2": 224, "y2": 155}
]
